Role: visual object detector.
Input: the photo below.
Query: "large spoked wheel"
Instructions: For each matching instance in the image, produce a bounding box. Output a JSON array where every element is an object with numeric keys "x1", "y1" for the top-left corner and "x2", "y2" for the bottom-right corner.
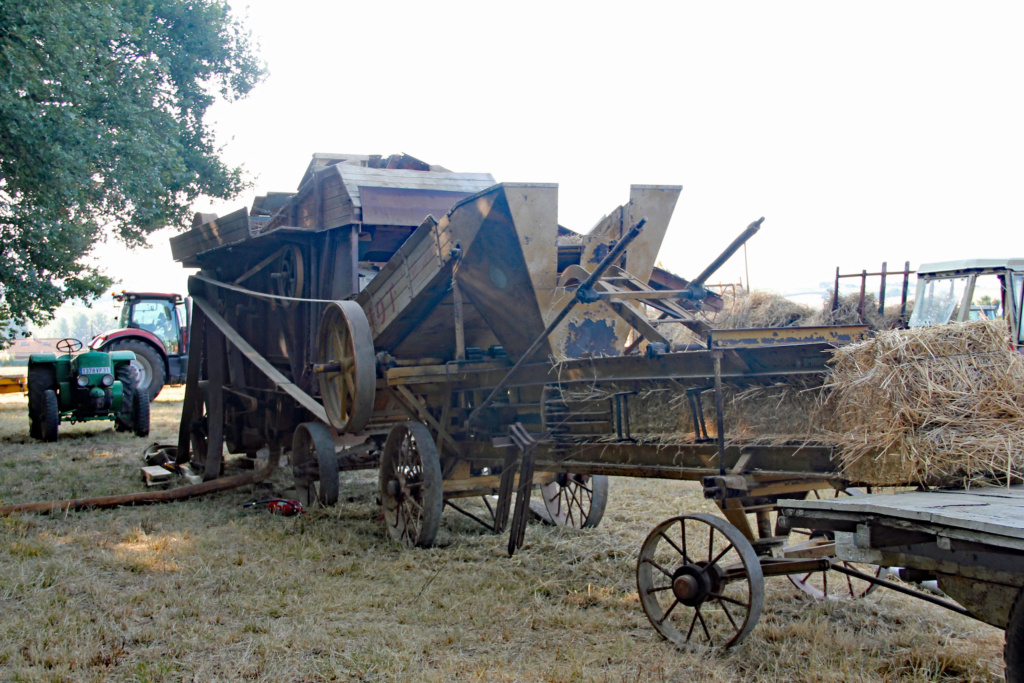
[
  {"x1": 784, "y1": 487, "x2": 886, "y2": 600},
  {"x1": 637, "y1": 513, "x2": 764, "y2": 649},
  {"x1": 316, "y1": 301, "x2": 375, "y2": 433},
  {"x1": 379, "y1": 422, "x2": 443, "y2": 548},
  {"x1": 271, "y1": 244, "x2": 304, "y2": 308},
  {"x1": 292, "y1": 422, "x2": 339, "y2": 507},
  {"x1": 539, "y1": 473, "x2": 608, "y2": 528}
]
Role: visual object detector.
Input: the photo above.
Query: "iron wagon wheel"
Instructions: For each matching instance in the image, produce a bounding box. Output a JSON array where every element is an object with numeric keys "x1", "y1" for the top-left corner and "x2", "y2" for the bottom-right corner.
[
  {"x1": 538, "y1": 474, "x2": 609, "y2": 528},
  {"x1": 379, "y1": 422, "x2": 443, "y2": 548},
  {"x1": 780, "y1": 487, "x2": 886, "y2": 600},
  {"x1": 637, "y1": 513, "x2": 764, "y2": 650},
  {"x1": 271, "y1": 244, "x2": 304, "y2": 309},
  {"x1": 316, "y1": 301, "x2": 375, "y2": 433},
  {"x1": 291, "y1": 422, "x2": 339, "y2": 507}
]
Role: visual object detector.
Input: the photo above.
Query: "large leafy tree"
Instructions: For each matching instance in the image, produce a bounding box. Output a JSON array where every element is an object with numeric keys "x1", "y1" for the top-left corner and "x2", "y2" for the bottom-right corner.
[{"x1": 0, "y1": 0, "x2": 264, "y2": 337}]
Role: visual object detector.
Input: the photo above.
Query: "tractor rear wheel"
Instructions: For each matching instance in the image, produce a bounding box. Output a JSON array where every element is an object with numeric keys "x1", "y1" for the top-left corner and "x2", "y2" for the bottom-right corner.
[
  {"x1": 41, "y1": 389, "x2": 59, "y2": 442},
  {"x1": 109, "y1": 340, "x2": 165, "y2": 401}
]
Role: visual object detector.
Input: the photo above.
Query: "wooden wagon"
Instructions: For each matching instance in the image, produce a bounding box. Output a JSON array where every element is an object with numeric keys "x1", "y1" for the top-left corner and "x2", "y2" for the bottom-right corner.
[{"x1": 170, "y1": 152, "x2": 883, "y2": 650}]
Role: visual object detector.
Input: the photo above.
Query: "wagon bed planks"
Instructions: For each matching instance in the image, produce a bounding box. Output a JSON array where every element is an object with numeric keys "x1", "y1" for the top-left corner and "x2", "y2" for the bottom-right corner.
[{"x1": 782, "y1": 487, "x2": 1024, "y2": 542}]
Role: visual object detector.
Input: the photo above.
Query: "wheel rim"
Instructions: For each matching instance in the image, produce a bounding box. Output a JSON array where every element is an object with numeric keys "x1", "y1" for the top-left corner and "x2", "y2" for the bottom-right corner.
[
  {"x1": 292, "y1": 422, "x2": 339, "y2": 506},
  {"x1": 540, "y1": 473, "x2": 607, "y2": 528},
  {"x1": 130, "y1": 358, "x2": 152, "y2": 393},
  {"x1": 637, "y1": 513, "x2": 764, "y2": 649},
  {"x1": 379, "y1": 422, "x2": 442, "y2": 547},
  {"x1": 316, "y1": 301, "x2": 375, "y2": 433},
  {"x1": 784, "y1": 487, "x2": 886, "y2": 599}
]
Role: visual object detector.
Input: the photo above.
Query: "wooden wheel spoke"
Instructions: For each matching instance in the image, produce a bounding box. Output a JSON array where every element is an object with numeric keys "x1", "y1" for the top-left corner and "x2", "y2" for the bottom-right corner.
[
  {"x1": 695, "y1": 608, "x2": 712, "y2": 645},
  {"x1": 641, "y1": 556, "x2": 675, "y2": 580},
  {"x1": 658, "y1": 598, "x2": 680, "y2": 625},
  {"x1": 710, "y1": 543, "x2": 735, "y2": 566},
  {"x1": 710, "y1": 592, "x2": 749, "y2": 609},
  {"x1": 717, "y1": 595, "x2": 739, "y2": 631},
  {"x1": 646, "y1": 584, "x2": 675, "y2": 594},
  {"x1": 659, "y1": 530, "x2": 691, "y2": 564}
]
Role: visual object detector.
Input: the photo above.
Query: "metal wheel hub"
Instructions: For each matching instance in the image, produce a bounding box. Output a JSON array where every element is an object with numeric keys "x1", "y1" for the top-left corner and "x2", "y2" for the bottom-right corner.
[{"x1": 671, "y1": 562, "x2": 722, "y2": 606}]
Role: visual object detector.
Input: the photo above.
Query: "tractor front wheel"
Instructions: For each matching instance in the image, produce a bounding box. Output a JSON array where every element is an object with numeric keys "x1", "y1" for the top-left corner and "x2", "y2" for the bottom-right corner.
[
  {"x1": 109, "y1": 340, "x2": 165, "y2": 401},
  {"x1": 27, "y1": 364, "x2": 56, "y2": 440},
  {"x1": 41, "y1": 389, "x2": 59, "y2": 442},
  {"x1": 133, "y1": 389, "x2": 150, "y2": 437}
]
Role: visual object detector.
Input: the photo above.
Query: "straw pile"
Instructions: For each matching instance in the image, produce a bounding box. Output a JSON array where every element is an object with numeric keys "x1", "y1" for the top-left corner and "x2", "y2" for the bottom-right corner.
[
  {"x1": 823, "y1": 319, "x2": 1024, "y2": 487},
  {"x1": 709, "y1": 289, "x2": 816, "y2": 329}
]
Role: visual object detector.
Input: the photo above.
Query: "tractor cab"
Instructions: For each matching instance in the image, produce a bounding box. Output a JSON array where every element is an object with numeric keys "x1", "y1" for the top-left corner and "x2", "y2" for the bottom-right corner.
[
  {"x1": 90, "y1": 291, "x2": 190, "y2": 399},
  {"x1": 115, "y1": 292, "x2": 188, "y2": 355},
  {"x1": 909, "y1": 258, "x2": 1024, "y2": 351}
]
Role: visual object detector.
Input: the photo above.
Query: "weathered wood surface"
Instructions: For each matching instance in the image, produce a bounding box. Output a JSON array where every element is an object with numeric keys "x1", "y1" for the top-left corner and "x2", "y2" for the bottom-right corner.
[
  {"x1": 170, "y1": 207, "x2": 252, "y2": 266},
  {"x1": 782, "y1": 486, "x2": 1024, "y2": 541}
]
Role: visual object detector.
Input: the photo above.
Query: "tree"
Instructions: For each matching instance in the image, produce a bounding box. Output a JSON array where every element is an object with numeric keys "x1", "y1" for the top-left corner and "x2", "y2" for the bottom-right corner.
[{"x1": 0, "y1": 0, "x2": 264, "y2": 340}]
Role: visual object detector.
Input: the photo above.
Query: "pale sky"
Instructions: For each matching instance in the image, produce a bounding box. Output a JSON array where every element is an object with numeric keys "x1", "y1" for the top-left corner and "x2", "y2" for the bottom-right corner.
[{"x1": 92, "y1": 0, "x2": 1023, "y2": 307}]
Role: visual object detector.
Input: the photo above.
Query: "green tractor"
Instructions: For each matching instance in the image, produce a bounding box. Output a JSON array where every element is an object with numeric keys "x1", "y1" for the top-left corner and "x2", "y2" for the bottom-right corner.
[{"x1": 27, "y1": 338, "x2": 150, "y2": 441}]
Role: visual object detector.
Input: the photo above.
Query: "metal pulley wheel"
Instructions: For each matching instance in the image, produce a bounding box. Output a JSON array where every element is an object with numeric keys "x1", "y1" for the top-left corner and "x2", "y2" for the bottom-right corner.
[
  {"x1": 291, "y1": 421, "x2": 339, "y2": 507},
  {"x1": 637, "y1": 513, "x2": 765, "y2": 649},
  {"x1": 315, "y1": 301, "x2": 375, "y2": 433},
  {"x1": 271, "y1": 244, "x2": 304, "y2": 308}
]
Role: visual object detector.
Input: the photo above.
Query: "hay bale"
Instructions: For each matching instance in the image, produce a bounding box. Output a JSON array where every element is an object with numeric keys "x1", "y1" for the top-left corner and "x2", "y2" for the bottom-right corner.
[{"x1": 822, "y1": 319, "x2": 1024, "y2": 487}]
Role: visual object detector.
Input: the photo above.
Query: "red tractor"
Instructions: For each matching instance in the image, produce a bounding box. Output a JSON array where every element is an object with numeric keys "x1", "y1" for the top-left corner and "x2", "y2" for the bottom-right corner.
[{"x1": 89, "y1": 292, "x2": 190, "y2": 399}]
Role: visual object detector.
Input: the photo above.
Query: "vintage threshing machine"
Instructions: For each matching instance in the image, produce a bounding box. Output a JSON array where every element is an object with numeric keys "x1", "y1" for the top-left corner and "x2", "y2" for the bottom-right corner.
[{"x1": 170, "y1": 153, "x2": 874, "y2": 649}]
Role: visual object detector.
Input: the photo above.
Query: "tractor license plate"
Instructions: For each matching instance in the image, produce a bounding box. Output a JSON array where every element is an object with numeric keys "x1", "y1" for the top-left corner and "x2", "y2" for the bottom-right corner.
[{"x1": 79, "y1": 367, "x2": 109, "y2": 375}]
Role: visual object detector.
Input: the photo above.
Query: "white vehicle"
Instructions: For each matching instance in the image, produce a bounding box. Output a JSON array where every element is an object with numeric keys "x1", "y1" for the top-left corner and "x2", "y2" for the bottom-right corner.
[{"x1": 909, "y1": 258, "x2": 1024, "y2": 351}]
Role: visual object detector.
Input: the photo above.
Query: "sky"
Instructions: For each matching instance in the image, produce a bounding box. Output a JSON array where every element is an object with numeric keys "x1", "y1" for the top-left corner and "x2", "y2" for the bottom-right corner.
[{"x1": 90, "y1": 0, "x2": 1024, "y2": 311}]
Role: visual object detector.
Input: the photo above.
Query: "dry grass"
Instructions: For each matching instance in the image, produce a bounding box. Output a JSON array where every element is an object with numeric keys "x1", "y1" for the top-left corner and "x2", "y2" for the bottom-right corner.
[
  {"x1": 0, "y1": 390, "x2": 1004, "y2": 681},
  {"x1": 823, "y1": 320, "x2": 1024, "y2": 487}
]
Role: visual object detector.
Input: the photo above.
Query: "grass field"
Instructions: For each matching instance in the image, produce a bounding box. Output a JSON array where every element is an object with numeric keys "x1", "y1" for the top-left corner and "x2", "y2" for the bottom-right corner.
[{"x1": 0, "y1": 388, "x2": 1006, "y2": 682}]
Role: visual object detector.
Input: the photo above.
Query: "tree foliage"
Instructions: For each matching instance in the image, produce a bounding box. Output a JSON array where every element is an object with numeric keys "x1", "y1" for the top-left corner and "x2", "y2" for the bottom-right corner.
[{"x1": 0, "y1": 0, "x2": 264, "y2": 337}]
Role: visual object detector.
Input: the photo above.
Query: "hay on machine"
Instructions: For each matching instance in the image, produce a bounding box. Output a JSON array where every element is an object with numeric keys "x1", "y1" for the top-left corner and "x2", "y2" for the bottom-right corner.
[{"x1": 822, "y1": 319, "x2": 1024, "y2": 488}]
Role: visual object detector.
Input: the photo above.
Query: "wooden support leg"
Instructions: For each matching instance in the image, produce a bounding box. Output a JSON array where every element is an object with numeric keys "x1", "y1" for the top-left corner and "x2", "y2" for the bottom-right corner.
[
  {"x1": 177, "y1": 307, "x2": 206, "y2": 464},
  {"x1": 204, "y1": 317, "x2": 226, "y2": 481}
]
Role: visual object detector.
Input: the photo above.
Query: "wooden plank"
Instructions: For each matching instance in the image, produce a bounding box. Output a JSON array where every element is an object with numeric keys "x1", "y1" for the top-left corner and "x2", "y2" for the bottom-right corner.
[
  {"x1": 193, "y1": 296, "x2": 329, "y2": 424},
  {"x1": 783, "y1": 487, "x2": 1024, "y2": 541}
]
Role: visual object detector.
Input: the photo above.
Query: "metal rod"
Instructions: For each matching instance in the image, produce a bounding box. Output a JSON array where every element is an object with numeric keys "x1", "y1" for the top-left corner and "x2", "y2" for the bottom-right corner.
[
  {"x1": 857, "y1": 270, "x2": 867, "y2": 323},
  {"x1": 878, "y1": 261, "x2": 887, "y2": 316},
  {"x1": 713, "y1": 352, "x2": 726, "y2": 476},
  {"x1": 467, "y1": 217, "x2": 647, "y2": 426},
  {"x1": 900, "y1": 260, "x2": 911, "y2": 323},
  {"x1": 690, "y1": 217, "x2": 764, "y2": 288},
  {"x1": 831, "y1": 267, "x2": 840, "y2": 312},
  {"x1": 830, "y1": 563, "x2": 980, "y2": 621},
  {"x1": 444, "y1": 501, "x2": 495, "y2": 532}
]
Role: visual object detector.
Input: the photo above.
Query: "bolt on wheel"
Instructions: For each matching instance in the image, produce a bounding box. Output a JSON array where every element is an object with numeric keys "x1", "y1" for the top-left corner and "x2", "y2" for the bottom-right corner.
[{"x1": 637, "y1": 513, "x2": 764, "y2": 649}]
